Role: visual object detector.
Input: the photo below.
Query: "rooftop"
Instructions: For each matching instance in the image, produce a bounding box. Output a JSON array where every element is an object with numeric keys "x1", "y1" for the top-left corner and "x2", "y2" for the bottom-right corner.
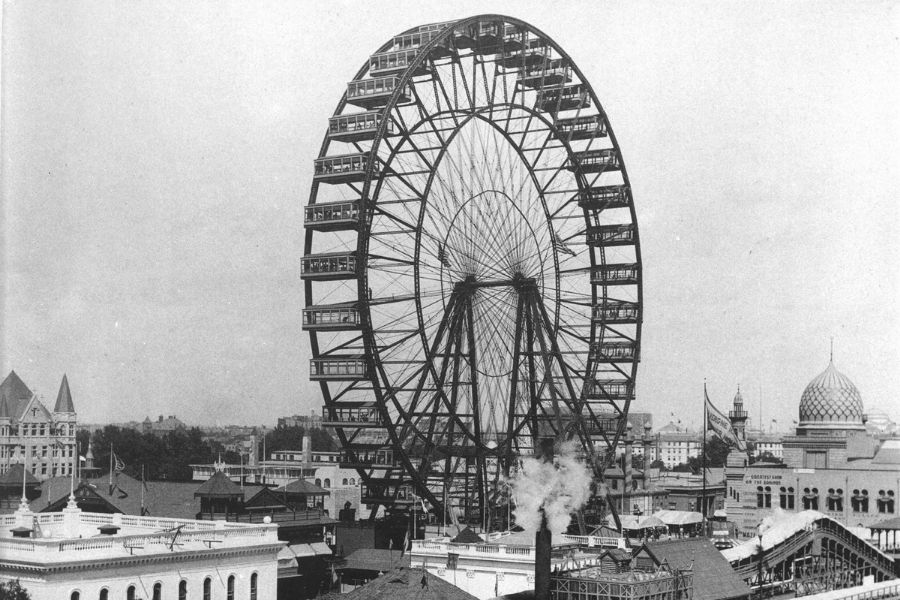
[{"x1": 0, "y1": 505, "x2": 281, "y2": 566}]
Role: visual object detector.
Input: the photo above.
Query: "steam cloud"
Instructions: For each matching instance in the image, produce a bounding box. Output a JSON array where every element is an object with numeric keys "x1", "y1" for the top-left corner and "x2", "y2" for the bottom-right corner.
[{"x1": 508, "y1": 440, "x2": 593, "y2": 535}]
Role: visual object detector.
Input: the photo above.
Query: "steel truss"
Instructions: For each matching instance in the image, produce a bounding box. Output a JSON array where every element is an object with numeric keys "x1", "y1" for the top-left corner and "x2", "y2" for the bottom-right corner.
[{"x1": 303, "y1": 15, "x2": 643, "y2": 529}]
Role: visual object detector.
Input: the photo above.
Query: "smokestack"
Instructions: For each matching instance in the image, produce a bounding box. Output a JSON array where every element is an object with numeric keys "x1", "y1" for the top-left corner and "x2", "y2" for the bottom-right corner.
[
  {"x1": 535, "y1": 508, "x2": 552, "y2": 600},
  {"x1": 303, "y1": 432, "x2": 312, "y2": 465},
  {"x1": 624, "y1": 423, "x2": 634, "y2": 510},
  {"x1": 534, "y1": 441, "x2": 554, "y2": 600}
]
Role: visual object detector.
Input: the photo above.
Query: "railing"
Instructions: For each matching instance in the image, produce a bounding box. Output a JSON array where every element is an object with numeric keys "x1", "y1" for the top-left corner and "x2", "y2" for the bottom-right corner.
[
  {"x1": 411, "y1": 534, "x2": 620, "y2": 560},
  {"x1": 0, "y1": 512, "x2": 278, "y2": 558}
]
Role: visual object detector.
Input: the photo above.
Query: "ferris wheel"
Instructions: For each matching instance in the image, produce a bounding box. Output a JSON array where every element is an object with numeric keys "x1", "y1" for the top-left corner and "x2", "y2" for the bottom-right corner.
[{"x1": 302, "y1": 15, "x2": 642, "y2": 527}]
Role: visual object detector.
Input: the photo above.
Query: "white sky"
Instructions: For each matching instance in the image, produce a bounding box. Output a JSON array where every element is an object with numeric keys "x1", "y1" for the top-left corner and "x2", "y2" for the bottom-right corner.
[{"x1": 2, "y1": 1, "x2": 898, "y2": 429}]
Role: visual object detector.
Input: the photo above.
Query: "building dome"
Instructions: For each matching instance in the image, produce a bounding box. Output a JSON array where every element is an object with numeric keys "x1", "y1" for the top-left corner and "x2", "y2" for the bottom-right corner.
[{"x1": 798, "y1": 360, "x2": 865, "y2": 431}]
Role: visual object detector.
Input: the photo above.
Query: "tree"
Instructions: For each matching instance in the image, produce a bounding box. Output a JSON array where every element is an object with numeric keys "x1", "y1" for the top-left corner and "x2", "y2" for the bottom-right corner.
[
  {"x1": 75, "y1": 428, "x2": 91, "y2": 457},
  {"x1": 264, "y1": 425, "x2": 338, "y2": 455},
  {"x1": 703, "y1": 436, "x2": 732, "y2": 467},
  {"x1": 649, "y1": 458, "x2": 666, "y2": 470},
  {"x1": 91, "y1": 425, "x2": 224, "y2": 481},
  {"x1": 0, "y1": 580, "x2": 32, "y2": 600},
  {"x1": 751, "y1": 451, "x2": 782, "y2": 465}
]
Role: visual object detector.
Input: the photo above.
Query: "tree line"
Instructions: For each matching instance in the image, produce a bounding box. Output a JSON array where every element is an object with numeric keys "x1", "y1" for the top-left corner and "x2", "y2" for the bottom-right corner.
[{"x1": 78, "y1": 424, "x2": 338, "y2": 481}]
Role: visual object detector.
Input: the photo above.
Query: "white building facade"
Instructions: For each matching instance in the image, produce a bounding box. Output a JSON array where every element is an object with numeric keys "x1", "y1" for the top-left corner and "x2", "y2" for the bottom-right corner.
[
  {"x1": 0, "y1": 497, "x2": 282, "y2": 600},
  {"x1": 409, "y1": 532, "x2": 622, "y2": 600}
]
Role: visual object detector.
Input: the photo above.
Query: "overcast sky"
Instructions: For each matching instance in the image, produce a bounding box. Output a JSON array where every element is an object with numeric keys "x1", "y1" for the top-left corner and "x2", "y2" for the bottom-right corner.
[{"x1": 2, "y1": 1, "x2": 898, "y2": 429}]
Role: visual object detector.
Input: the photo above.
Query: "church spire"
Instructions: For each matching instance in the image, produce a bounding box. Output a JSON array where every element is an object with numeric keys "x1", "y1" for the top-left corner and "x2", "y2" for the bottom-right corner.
[{"x1": 54, "y1": 374, "x2": 76, "y2": 413}]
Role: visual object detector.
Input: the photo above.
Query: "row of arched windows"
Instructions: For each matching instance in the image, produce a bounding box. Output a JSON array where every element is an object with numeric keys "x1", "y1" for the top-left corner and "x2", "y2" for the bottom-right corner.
[
  {"x1": 758, "y1": 485, "x2": 897, "y2": 514},
  {"x1": 313, "y1": 477, "x2": 358, "y2": 488},
  {"x1": 70, "y1": 573, "x2": 257, "y2": 600}
]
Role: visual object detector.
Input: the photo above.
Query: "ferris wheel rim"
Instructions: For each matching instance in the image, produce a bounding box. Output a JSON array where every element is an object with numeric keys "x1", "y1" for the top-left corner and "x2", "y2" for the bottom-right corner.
[{"x1": 304, "y1": 14, "x2": 643, "y2": 517}]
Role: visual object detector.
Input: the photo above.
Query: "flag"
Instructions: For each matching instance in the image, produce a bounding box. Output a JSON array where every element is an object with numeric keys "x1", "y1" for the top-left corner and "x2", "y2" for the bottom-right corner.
[
  {"x1": 437, "y1": 243, "x2": 451, "y2": 268},
  {"x1": 705, "y1": 388, "x2": 745, "y2": 451},
  {"x1": 113, "y1": 452, "x2": 126, "y2": 473},
  {"x1": 79, "y1": 455, "x2": 87, "y2": 463},
  {"x1": 550, "y1": 227, "x2": 576, "y2": 256},
  {"x1": 400, "y1": 529, "x2": 410, "y2": 557}
]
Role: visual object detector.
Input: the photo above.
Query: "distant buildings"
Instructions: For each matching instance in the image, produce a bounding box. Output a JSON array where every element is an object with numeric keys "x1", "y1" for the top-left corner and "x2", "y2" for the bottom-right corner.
[
  {"x1": 192, "y1": 433, "x2": 369, "y2": 519},
  {"x1": 0, "y1": 371, "x2": 77, "y2": 481},
  {"x1": 141, "y1": 414, "x2": 187, "y2": 436},
  {"x1": 727, "y1": 357, "x2": 900, "y2": 537},
  {"x1": 654, "y1": 423, "x2": 702, "y2": 469},
  {"x1": 0, "y1": 495, "x2": 281, "y2": 600}
]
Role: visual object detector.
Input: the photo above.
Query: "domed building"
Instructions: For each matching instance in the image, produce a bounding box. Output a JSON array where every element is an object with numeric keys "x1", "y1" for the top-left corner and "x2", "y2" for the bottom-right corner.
[
  {"x1": 796, "y1": 359, "x2": 866, "y2": 435},
  {"x1": 725, "y1": 357, "x2": 900, "y2": 537}
]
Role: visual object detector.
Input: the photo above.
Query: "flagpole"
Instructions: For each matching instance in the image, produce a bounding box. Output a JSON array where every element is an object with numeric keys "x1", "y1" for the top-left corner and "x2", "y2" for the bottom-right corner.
[
  {"x1": 141, "y1": 464, "x2": 145, "y2": 515},
  {"x1": 702, "y1": 381, "x2": 708, "y2": 527},
  {"x1": 109, "y1": 442, "x2": 114, "y2": 493}
]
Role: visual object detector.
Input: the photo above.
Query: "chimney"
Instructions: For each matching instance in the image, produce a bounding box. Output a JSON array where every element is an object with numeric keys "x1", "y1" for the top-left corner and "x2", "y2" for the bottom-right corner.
[
  {"x1": 535, "y1": 508, "x2": 552, "y2": 600},
  {"x1": 624, "y1": 423, "x2": 634, "y2": 500},
  {"x1": 534, "y1": 440, "x2": 554, "y2": 600},
  {"x1": 303, "y1": 432, "x2": 312, "y2": 464}
]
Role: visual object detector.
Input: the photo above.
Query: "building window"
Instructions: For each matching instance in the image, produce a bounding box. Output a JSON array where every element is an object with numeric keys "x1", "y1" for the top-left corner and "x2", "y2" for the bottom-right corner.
[
  {"x1": 127, "y1": 586, "x2": 136, "y2": 600},
  {"x1": 350, "y1": 478, "x2": 356, "y2": 486},
  {"x1": 877, "y1": 490, "x2": 895, "y2": 514},
  {"x1": 802, "y1": 487, "x2": 819, "y2": 510},
  {"x1": 99, "y1": 589, "x2": 108, "y2": 600},
  {"x1": 852, "y1": 489, "x2": 870, "y2": 513},
  {"x1": 71, "y1": 592, "x2": 80, "y2": 600},
  {"x1": 251, "y1": 573, "x2": 258, "y2": 600},
  {"x1": 324, "y1": 478, "x2": 331, "y2": 488},
  {"x1": 342, "y1": 478, "x2": 348, "y2": 485},
  {"x1": 827, "y1": 488, "x2": 844, "y2": 512},
  {"x1": 153, "y1": 583, "x2": 162, "y2": 600},
  {"x1": 227, "y1": 575, "x2": 235, "y2": 600},
  {"x1": 179, "y1": 580, "x2": 187, "y2": 600},
  {"x1": 203, "y1": 578, "x2": 211, "y2": 600},
  {"x1": 778, "y1": 487, "x2": 795, "y2": 509},
  {"x1": 315, "y1": 478, "x2": 321, "y2": 487}
]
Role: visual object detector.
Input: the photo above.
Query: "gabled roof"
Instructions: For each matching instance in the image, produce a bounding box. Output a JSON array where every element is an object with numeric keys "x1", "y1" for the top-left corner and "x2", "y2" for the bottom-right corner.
[
  {"x1": 17, "y1": 395, "x2": 52, "y2": 423},
  {"x1": 337, "y1": 549, "x2": 410, "y2": 574},
  {"x1": 274, "y1": 479, "x2": 330, "y2": 496},
  {"x1": 0, "y1": 464, "x2": 41, "y2": 487},
  {"x1": 244, "y1": 486, "x2": 293, "y2": 510},
  {"x1": 336, "y1": 567, "x2": 476, "y2": 600},
  {"x1": 451, "y1": 527, "x2": 483, "y2": 544},
  {"x1": 41, "y1": 482, "x2": 123, "y2": 514},
  {"x1": 195, "y1": 471, "x2": 244, "y2": 498},
  {"x1": 648, "y1": 538, "x2": 751, "y2": 600},
  {"x1": 0, "y1": 371, "x2": 35, "y2": 423},
  {"x1": 1, "y1": 371, "x2": 32, "y2": 405},
  {"x1": 54, "y1": 374, "x2": 75, "y2": 413}
]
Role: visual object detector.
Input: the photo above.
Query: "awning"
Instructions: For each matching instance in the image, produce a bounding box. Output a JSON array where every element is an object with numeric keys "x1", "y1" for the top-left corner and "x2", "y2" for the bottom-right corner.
[
  {"x1": 289, "y1": 543, "x2": 317, "y2": 558},
  {"x1": 310, "y1": 542, "x2": 333, "y2": 556},
  {"x1": 653, "y1": 510, "x2": 703, "y2": 526},
  {"x1": 289, "y1": 542, "x2": 333, "y2": 558},
  {"x1": 277, "y1": 545, "x2": 298, "y2": 568}
]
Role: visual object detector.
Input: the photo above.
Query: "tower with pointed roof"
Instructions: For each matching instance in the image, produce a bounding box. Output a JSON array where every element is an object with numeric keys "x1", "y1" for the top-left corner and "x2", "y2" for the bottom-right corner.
[
  {"x1": 728, "y1": 385, "x2": 749, "y2": 446},
  {"x1": 0, "y1": 371, "x2": 78, "y2": 481}
]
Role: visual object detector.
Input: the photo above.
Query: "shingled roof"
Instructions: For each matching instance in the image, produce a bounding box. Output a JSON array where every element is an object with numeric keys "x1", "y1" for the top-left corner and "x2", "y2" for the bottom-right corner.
[
  {"x1": 0, "y1": 464, "x2": 40, "y2": 487},
  {"x1": 274, "y1": 479, "x2": 330, "y2": 496},
  {"x1": 54, "y1": 374, "x2": 75, "y2": 413},
  {"x1": 647, "y1": 538, "x2": 750, "y2": 600},
  {"x1": 194, "y1": 470, "x2": 244, "y2": 498},
  {"x1": 337, "y1": 567, "x2": 473, "y2": 600},
  {"x1": 0, "y1": 371, "x2": 33, "y2": 421}
]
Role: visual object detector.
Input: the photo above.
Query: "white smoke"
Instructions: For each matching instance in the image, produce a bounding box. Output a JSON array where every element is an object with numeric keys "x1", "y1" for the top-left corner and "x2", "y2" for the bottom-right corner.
[{"x1": 508, "y1": 440, "x2": 593, "y2": 536}]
